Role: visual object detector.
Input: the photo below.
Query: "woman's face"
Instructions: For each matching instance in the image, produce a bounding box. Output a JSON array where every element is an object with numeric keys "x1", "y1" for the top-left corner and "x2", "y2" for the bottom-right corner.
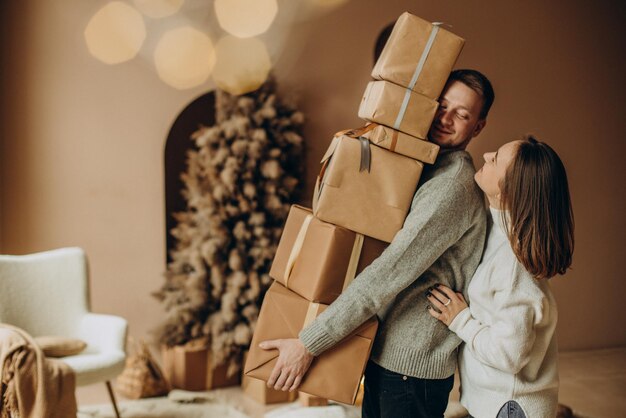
[{"x1": 474, "y1": 140, "x2": 521, "y2": 209}]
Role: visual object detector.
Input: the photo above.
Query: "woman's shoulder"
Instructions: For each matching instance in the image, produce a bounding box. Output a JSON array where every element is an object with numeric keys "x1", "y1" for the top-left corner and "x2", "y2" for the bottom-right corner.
[
  {"x1": 488, "y1": 244, "x2": 547, "y2": 293},
  {"x1": 508, "y1": 256, "x2": 555, "y2": 305}
]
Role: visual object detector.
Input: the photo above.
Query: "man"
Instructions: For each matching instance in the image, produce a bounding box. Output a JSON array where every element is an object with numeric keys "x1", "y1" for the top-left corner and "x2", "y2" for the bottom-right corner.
[
  {"x1": 259, "y1": 69, "x2": 494, "y2": 417},
  {"x1": 262, "y1": 16, "x2": 496, "y2": 410}
]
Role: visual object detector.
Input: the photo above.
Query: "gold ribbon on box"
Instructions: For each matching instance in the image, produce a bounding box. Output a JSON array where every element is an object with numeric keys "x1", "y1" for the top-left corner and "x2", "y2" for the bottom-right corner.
[
  {"x1": 303, "y1": 301, "x2": 322, "y2": 328},
  {"x1": 283, "y1": 214, "x2": 313, "y2": 288},
  {"x1": 346, "y1": 123, "x2": 400, "y2": 154},
  {"x1": 343, "y1": 233, "x2": 364, "y2": 291},
  {"x1": 282, "y1": 213, "x2": 365, "y2": 292}
]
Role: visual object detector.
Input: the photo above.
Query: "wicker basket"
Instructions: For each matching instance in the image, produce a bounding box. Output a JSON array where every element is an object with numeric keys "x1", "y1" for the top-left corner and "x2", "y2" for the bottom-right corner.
[{"x1": 116, "y1": 339, "x2": 170, "y2": 399}]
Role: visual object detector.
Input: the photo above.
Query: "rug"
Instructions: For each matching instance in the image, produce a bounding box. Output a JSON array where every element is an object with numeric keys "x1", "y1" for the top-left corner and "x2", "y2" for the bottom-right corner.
[
  {"x1": 78, "y1": 399, "x2": 363, "y2": 418},
  {"x1": 77, "y1": 389, "x2": 361, "y2": 418},
  {"x1": 77, "y1": 397, "x2": 249, "y2": 418}
]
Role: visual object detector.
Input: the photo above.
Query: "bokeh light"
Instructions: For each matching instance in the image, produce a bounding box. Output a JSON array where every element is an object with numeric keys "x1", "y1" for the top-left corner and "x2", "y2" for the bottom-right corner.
[
  {"x1": 212, "y1": 36, "x2": 272, "y2": 95},
  {"x1": 154, "y1": 27, "x2": 216, "y2": 90},
  {"x1": 214, "y1": 0, "x2": 278, "y2": 38},
  {"x1": 84, "y1": 2, "x2": 146, "y2": 65},
  {"x1": 132, "y1": 0, "x2": 184, "y2": 19}
]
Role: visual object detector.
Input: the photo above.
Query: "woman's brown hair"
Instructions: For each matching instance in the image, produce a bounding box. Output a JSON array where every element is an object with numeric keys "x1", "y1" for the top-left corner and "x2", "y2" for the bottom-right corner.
[{"x1": 501, "y1": 136, "x2": 574, "y2": 279}]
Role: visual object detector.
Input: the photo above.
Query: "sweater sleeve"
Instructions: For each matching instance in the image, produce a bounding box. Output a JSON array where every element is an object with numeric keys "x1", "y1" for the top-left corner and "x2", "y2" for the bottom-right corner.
[
  {"x1": 448, "y1": 262, "x2": 545, "y2": 374},
  {"x1": 299, "y1": 177, "x2": 472, "y2": 356}
]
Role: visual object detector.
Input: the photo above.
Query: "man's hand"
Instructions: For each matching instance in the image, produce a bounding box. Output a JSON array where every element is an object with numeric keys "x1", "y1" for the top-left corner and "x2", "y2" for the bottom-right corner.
[
  {"x1": 427, "y1": 284, "x2": 468, "y2": 326},
  {"x1": 259, "y1": 338, "x2": 314, "y2": 392}
]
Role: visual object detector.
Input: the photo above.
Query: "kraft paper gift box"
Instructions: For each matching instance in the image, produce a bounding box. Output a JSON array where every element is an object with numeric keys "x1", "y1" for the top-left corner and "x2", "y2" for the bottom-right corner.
[
  {"x1": 161, "y1": 339, "x2": 239, "y2": 391},
  {"x1": 270, "y1": 205, "x2": 388, "y2": 304},
  {"x1": 341, "y1": 123, "x2": 439, "y2": 164},
  {"x1": 313, "y1": 133, "x2": 423, "y2": 243},
  {"x1": 243, "y1": 376, "x2": 298, "y2": 404},
  {"x1": 244, "y1": 282, "x2": 378, "y2": 405},
  {"x1": 242, "y1": 351, "x2": 297, "y2": 404},
  {"x1": 358, "y1": 80, "x2": 438, "y2": 140},
  {"x1": 299, "y1": 392, "x2": 328, "y2": 407},
  {"x1": 372, "y1": 12, "x2": 465, "y2": 100}
]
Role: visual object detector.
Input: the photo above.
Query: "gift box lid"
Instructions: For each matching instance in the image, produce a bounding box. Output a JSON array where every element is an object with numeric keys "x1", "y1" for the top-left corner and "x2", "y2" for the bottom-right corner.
[{"x1": 372, "y1": 12, "x2": 464, "y2": 100}]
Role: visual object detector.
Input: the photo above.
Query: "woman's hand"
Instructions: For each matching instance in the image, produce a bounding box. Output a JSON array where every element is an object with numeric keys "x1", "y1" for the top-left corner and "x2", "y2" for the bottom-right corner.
[
  {"x1": 259, "y1": 338, "x2": 314, "y2": 392},
  {"x1": 427, "y1": 284, "x2": 468, "y2": 326}
]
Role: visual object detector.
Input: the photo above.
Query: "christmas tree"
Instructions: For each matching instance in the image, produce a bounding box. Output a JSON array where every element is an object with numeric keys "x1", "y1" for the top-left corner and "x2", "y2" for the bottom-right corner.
[{"x1": 154, "y1": 77, "x2": 305, "y2": 376}]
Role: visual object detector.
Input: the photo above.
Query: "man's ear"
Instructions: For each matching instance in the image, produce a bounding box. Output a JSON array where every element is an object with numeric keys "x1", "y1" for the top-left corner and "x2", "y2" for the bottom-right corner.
[{"x1": 472, "y1": 119, "x2": 487, "y2": 138}]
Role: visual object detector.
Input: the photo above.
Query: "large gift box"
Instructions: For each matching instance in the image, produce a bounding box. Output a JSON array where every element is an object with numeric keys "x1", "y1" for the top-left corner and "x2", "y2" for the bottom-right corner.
[
  {"x1": 242, "y1": 351, "x2": 297, "y2": 404},
  {"x1": 313, "y1": 133, "x2": 423, "y2": 242},
  {"x1": 270, "y1": 205, "x2": 387, "y2": 304},
  {"x1": 242, "y1": 376, "x2": 297, "y2": 404},
  {"x1": 371, "y1": 12, "x2": 465, "y2": 100},
  {"x1": 161, "y1": 339, "x2": 239, "y2": 391},
  {"x1": 341, "y1": 123, "x2": 439, "y2": 164},
  {"x1": 244, "y1": 282, "x2": 378, "y2": 405},
  {"x1": 358, "y1": 80, "x2": 438, "y2": 139}
]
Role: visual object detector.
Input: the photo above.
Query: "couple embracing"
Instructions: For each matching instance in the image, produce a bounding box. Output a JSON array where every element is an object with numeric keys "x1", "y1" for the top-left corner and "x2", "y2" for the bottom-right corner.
[{"x1": 260, "y1": 68, "x2": 574, "y2": 418}]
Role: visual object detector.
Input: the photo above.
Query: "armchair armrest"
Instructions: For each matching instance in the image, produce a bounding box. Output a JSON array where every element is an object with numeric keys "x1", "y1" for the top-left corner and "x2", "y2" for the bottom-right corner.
[{"x1": 78, "y1": 313, "x2": 127, "y2": 353}]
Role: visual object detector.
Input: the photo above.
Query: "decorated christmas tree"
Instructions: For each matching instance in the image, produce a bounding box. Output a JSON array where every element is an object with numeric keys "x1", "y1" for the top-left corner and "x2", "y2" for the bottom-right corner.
[{"x1": 154, "y1": 77, "x2": 305, "y2": 376}]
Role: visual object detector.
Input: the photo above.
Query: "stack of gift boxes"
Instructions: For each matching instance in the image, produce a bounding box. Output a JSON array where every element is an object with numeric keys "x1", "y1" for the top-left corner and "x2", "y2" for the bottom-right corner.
[{"x1": 244, "y1": 12, "x2": 464, "y2": 405}]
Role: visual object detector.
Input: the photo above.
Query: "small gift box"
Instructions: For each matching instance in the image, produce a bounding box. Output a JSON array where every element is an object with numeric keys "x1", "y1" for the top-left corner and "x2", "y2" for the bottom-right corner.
[
  {"x1": 358, "y1": 80, "x2": 438, "y2": 140},
  {"x1": 372, "y1": 12, "x2": 464, "y2": 100},
  {"x1": 340, "y1": 123, "x2": 439, "y2": 164}
]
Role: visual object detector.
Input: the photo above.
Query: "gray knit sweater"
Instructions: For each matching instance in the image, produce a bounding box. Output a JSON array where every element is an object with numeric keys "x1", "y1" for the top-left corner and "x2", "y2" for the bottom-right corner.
[{"x1": 299, "y1": 149, "x2": 487, "y2": 379}]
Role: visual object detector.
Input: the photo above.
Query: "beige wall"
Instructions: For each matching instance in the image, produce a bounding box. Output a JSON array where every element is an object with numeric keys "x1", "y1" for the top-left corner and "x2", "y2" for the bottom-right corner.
[{"x1": 1, "y1": 0, "x2": 624, "y2": 351}]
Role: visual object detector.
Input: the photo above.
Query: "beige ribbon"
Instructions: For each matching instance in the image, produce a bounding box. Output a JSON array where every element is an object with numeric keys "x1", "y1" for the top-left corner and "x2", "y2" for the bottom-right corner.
[
  {"x1": 303, "y1": 301, "x2": 322, "y2": 328},
  {"x1": 343, "y1": 233, "x2": 364, "y2": 291},
  {"x1": 346, "y1": 123, "x2": 399, "y2": 153},
  {"x1": 301, "y1": 234, "x2": 363, "y2": 330},
  {"x1": 283, "y1": 213, "x2": 364, "y2": 293},
  {"x1": 389, "y1": 129, "x2": 398, "y2": 152},
  {"x1": 283, "y1": 214, "x2": 314, "y2": 288},
  {"x1": 334, "y1": 123, "x2": 377, "y2": 139}
]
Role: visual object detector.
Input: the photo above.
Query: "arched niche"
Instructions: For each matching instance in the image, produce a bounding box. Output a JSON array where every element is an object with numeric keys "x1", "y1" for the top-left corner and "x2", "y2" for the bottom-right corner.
[{"x1": 163, "y1": 91, "x2": 216, "y2": 263}]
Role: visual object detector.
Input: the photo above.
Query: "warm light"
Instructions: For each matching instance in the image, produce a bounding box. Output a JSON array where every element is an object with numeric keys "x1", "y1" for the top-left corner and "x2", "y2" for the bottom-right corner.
[
  {"x1": 212, "y1": 36, "x2": 271, "y2": 95},
  {"x1": 132, "y1": 0, "x2": 184, "y2": 18},
  {"x1": 154, "y1": 27, "x2": 216, "y2": 90},
  {"x1": 84, "y1": 2, "x2": 146, "y2": 65},
  {"x1": 214, "y1": 0, "x2": 278, "y2": 38}
]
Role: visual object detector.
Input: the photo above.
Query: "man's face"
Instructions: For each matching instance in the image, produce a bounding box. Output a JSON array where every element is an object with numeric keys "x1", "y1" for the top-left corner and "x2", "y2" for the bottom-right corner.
[{"x1": 427, "y1": 81, "x2": 487, "y2": 150}]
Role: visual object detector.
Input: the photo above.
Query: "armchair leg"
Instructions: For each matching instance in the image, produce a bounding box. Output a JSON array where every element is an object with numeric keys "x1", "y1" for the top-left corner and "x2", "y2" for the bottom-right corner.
[{"x1": 105, "y1": 381, "x2": 121, "y2": 418}]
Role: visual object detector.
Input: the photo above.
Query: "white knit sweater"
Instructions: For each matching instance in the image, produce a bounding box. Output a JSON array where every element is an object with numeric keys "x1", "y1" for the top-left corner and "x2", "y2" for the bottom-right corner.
[{"x1": 448, "y1": 208, "x2": 559, "y2": 418}]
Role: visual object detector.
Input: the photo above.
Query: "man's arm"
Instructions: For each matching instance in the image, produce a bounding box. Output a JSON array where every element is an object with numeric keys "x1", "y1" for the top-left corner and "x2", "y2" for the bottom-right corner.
[
  {"x1": 261, "y1": 176, "x2": 475, "y2": 391},
  {"x1": 299, "y1": 177, "x2": 472, "y2": 354}
]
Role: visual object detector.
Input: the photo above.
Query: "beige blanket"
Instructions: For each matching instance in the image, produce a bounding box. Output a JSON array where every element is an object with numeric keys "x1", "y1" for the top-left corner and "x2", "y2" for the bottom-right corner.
[{"x1": 0, "y1": 324, "x2": 77, "y2": 418}]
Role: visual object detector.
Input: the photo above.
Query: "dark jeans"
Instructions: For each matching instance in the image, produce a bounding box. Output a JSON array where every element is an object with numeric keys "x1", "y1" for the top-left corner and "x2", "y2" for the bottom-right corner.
[
  {"x1": 467, "y1": 400, "x2": 527, "y2": 418},
  {"x1": 362, "y1": 360, "x2": 454, "y2": 418}
]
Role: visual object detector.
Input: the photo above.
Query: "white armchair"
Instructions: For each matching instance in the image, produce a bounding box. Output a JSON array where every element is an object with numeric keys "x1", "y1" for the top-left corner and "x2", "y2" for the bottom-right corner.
[{"x1": 0, "y1": 247, "x2": 127, "y2": 417}]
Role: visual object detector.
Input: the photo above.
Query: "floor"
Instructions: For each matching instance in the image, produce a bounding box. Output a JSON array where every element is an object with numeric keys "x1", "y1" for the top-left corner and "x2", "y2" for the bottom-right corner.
[{"x1": 77, "y1": 347, "x2": 626, "y2": 418}]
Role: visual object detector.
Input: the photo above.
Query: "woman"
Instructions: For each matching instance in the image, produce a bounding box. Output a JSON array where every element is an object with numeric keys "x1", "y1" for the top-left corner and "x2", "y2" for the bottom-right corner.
[{"x1": 427, "y1": 136, "x2": 574, "y2": 418}]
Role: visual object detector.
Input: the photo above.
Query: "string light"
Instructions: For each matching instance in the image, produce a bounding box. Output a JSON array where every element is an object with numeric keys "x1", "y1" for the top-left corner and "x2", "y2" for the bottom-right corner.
[
  {"x1": 154, "y1": 27, "x2": 216, "y2": 90},
  {"x1": 212, "y1": 36, "x2": 271, "y2": 95},
  {"x1": 84, "y1": 2, "x2": 146, "y2": 65},
  {"x1": 214, "y1": 0, "x2": 278, "y2": 38}
]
